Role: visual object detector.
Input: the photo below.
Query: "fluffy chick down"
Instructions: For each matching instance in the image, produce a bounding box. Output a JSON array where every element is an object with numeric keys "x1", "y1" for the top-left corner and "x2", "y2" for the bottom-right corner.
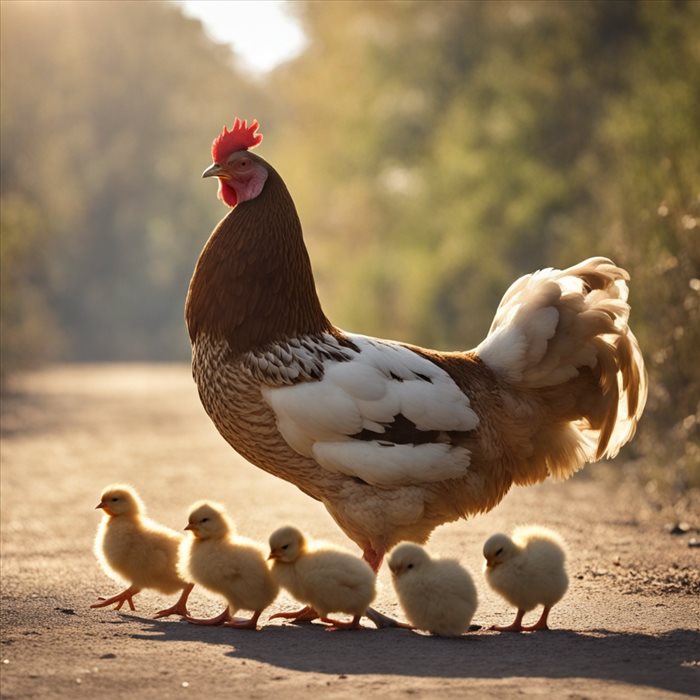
[
  {"x1": 179, "y1": 502, "x2": 278, "y2": 622},
  {"x1": 93, "y1": 484, "x2": 192, "y2": 615},
  {"x1": 483, "y1": 524, "x2": 569, "y2": 629},
  {"x1": 389, "y1": 542, "x2": 478, "y2": 636},
  {"x1": 268, "y1": 525, "x2": 376, "y2": 621}
]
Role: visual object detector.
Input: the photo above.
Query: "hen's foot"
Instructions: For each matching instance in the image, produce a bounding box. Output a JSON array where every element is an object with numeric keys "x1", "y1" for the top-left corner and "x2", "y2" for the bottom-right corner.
[
  {"x1": 365, "y1": 607, "x2": 413, "y2": 629},
  {"x1": 90, "y1": 585, "x2": 140, "y2": 611}
]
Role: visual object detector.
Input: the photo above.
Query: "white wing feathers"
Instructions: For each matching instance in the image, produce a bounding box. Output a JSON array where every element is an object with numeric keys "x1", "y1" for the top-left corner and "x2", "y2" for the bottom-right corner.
[{"x1": 261, "y1": 335, "x2": 479, "y2": 487}]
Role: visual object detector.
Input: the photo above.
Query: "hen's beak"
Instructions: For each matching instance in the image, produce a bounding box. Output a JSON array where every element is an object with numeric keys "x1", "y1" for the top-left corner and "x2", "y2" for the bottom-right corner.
[{"x1": 202, "y1": 163, "x2": 227, "y2": 179}]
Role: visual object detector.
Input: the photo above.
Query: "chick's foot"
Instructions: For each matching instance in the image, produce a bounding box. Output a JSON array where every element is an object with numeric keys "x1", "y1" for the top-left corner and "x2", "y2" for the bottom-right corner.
[
  {"x1": 268, "y1": 606, "x2": 319, "y2": 623},
  {"x1": 520, "y1": 606, "x2": 551, "y2": 631},
  {"x1": 185, "y1": 606, "x2": 232, "y2": 626},
  {"x1": 223, "y1": 610, "x2": 263, "y2": 630},
  {"x1": 91, "y1": 585, "x2": 141, "y2": 611},
  {"x1": 154, "y1": 583, "x2": 195, "y2": 619},
  {"x1": 490, "y1": 609, "x2": 526, "y2": 632}
]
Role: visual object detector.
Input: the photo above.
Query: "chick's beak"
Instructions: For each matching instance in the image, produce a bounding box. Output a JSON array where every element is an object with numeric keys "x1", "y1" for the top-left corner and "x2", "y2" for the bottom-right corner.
[
  {"x1": 485, "y1": 556, "x2": 495, "y2": 568},
  {"x1": 202, "y1": 162, "x2": 228, "y2": 179},
  {"x1": 95, "y1": 502, "x2": 105, "y2": 510},
  {"x1": 268, "y1": 550, "x2": 280, "y2": 561},
  {"x1": 184, "y1": 524, "x2": 194, "y2": 531}
]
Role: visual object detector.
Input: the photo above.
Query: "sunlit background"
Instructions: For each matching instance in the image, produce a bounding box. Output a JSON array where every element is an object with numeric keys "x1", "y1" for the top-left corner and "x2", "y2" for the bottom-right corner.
[{"x1": 1, "y1": 0, "x2": 698, "y2": 489}]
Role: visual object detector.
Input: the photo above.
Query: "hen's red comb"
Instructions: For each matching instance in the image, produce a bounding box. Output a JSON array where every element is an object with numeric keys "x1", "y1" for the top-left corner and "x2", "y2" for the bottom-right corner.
[{"x1": 211, "y1": 118, "x2": 263, "y2": 162}]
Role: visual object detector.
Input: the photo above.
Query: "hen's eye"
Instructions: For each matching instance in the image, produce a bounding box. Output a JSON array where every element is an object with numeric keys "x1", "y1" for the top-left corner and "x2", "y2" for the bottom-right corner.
[{"x1": 495, "y1": 547, "x2": 503, "y2": 556}]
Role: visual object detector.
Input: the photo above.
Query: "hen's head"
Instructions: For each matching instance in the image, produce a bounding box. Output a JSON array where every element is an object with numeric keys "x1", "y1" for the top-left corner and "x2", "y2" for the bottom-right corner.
[{"x1": 203, "y1": 118, "x2": 268, "y2": 208}]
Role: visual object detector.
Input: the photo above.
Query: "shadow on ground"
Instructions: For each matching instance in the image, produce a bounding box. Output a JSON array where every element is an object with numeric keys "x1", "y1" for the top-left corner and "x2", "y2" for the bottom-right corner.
[{"x1": 129, "y1": 616, "x2": 700, "y2": 695}]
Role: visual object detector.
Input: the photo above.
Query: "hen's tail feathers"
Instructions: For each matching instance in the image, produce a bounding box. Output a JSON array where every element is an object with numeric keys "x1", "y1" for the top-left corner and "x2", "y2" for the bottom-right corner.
[{"x1": 476, "y1": 257, "x2": 647, "y2": 475}]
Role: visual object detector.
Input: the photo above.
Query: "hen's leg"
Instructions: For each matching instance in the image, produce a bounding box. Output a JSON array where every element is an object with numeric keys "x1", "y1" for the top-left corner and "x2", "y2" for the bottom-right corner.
[
  {"x1": 521, "y1": 606, "x2": 551, "y2": 631},
  {"x1": 91, "y1": 585, "x2": 140, "y2": 611},
  {"x1": 491, "y1": 609, "x2": 526, "y2": 632},
  {"x1": 362, "y1": 546, "x2": 413, "y2": 630},
  {"x1": 185, "y1": 606, "x2": 232, "y2": 626},
  {"x1": 154, "y1": 583, "x2": 195, "y2": 619}
]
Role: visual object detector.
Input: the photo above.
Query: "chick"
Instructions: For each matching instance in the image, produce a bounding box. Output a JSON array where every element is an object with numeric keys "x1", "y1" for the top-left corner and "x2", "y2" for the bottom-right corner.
[
  {"x1": 483, "y1": 525, "x2": 569, "y2": 632},
  {"x1": 388, "y1": 543, "x2": 478, "y2": 636},
  {"x1": 268, "y1": 526, "x2": 376, "y2": 630},
  {"x1": 92, "y1": 484, "x2": 193, "y2": 617},
  {"x1": 179, "y1": 501, "x2": 279, "y2": 629}
]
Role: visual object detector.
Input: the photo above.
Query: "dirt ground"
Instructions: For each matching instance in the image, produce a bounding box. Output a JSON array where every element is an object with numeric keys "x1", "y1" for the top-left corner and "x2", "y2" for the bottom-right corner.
[{"x1": 1, "y1": 364, "x2": 698, "y2": 699}]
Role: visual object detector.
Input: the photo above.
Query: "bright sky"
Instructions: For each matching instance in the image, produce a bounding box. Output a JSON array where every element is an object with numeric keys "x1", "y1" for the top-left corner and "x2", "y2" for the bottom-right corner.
[{"x1": 176, "y1": 0, "x2": 306, "y2": 74}]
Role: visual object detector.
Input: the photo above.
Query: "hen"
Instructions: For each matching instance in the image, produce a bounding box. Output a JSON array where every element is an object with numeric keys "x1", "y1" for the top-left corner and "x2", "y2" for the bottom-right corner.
[{"x1": 186, "y1": 118, "x2": 647, "y2": 579}]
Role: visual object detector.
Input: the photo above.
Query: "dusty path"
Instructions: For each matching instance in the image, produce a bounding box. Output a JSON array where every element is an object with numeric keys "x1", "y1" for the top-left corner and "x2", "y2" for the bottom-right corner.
[{"x1": 1, "y1": 365, "x2": 698, "y2": 699}]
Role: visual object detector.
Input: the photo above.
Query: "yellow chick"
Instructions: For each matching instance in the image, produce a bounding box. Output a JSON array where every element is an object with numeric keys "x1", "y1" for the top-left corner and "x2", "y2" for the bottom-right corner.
[
  {"x1": 388, "y1": 543, "x2": 478, "y2": 636},
  {"x1": 483, "y1": 525, "x2": 569, "y2": 632},
  {"x1": 268, "y1": 526, "x2": 376, "y2": 630},
  {"x1": 92, "y1": 484, "x2": 193, "y2": 617},
  {"x1": 179, "y1": 501, "x2": 279, "y2": 629}
]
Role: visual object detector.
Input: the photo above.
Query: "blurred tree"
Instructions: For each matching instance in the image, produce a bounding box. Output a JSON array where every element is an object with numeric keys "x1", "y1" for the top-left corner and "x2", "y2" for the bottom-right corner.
[
  {"x1": 1, "y1": 0, "x2": 267, "y2": 367},
  {"x1": 270, "y1": 0, "x2": 699, "y2": 484}
]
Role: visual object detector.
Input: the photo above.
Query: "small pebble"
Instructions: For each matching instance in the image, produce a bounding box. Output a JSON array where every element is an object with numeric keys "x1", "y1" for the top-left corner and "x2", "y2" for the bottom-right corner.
[
  {"x1": 2, "y1": 659, "x2": 9, "y2": 664},
  {"x1": 181, "y1": 682, "x2": 189, "y2": 688},
  {"x1": 669, "y1": 522, "x2": 690, "y2": 535},
  {"x1": 688, "y1": 538, "x2": 700, "y2": 548},
  {"x1": 99, "y1": 653, "x2": 116, "y2": 659}
]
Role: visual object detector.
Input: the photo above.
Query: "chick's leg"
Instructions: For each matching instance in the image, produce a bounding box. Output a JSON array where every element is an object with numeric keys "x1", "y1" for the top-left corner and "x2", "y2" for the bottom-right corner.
[
  {"x1": 321, "y1": 614, "x2": 366, "y2": 631},
  {"x1": 185, "y1": 606, "x2": 232, "y2": 626},
  {"x1": 491, "y1": 608, "x2": 526, "y2": 632},
  {"x1": 521, "y1": 606, "x2": 551, "y2": 631},
  {"x1": 269, "y1": 606, "x2": 319, "y2": 623},
  {"x1": 154, "y1": 583, "x2": 195, "y2": 619},
  {"x1": 91, "y1": 585, "x2": 141, "y2": 611},
  {"x1": 223, "y1": 609, "x2": 264, "y2": 630}
]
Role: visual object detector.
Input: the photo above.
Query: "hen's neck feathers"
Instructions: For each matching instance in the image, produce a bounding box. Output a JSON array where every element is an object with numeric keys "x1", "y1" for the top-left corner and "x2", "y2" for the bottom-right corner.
[{"x1": 186, "y1": 164, "x2": 332, "y2": 355}]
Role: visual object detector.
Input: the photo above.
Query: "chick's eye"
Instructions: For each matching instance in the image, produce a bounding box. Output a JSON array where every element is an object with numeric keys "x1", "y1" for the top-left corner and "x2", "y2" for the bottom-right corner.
[
  {"x1": 111, "y1": 498, "x2": 119, "y2": 502},
  {"x1": 407, "y1": 564, "x2": 413, "y2": 569},
  {"x1": 201, "y1": 518, "x2": 209, "y2": 523},
  {"x1": 282, "y1": 544, "x2": 289, "y2": 550},
  {"x1": 495, "y1": 547, "x2": 503, "y2": 556}
]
